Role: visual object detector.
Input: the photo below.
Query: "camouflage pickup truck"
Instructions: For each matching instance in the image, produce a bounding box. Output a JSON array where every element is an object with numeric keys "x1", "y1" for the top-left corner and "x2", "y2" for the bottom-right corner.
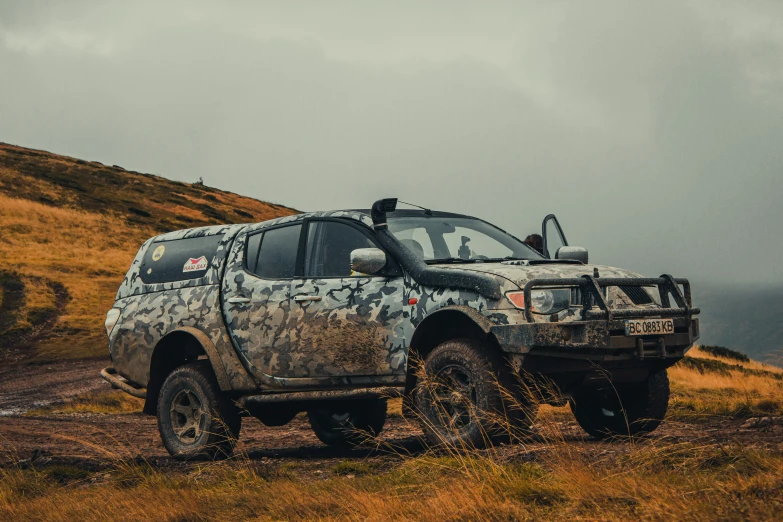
[{"x1": 102, "y1": 198, "x2": 699, "y2": 458}]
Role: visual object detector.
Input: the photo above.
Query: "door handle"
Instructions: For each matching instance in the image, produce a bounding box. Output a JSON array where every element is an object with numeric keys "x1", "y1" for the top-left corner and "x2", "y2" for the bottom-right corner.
[
  {"x1": 227, "y1": 297, "x2": 251, "y2": 304},
  {"x1": 293, "y1": 295, "x2": 322, "y2": 302}
]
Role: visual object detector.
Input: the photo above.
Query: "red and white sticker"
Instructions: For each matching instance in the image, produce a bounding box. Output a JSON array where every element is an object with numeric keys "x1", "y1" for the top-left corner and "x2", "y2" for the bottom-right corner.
[{"x1": 182, "y1": 256, "x2": 208, "y2": 273}]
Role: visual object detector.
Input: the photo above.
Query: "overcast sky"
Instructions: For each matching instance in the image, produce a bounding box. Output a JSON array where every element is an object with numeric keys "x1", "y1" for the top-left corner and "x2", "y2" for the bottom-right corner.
[{"x1": 1, "y1": 1, "x2": 782, "y2": 286}]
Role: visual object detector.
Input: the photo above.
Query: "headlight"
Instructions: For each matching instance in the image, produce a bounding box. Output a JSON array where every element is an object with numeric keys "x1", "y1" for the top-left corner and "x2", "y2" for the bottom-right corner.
[
  {"x1": 104, "y1": 308, "x2": 121, "y2": 336},
  {"x1": 506, "y1": 289, "x2": 572, "y2": 314}
]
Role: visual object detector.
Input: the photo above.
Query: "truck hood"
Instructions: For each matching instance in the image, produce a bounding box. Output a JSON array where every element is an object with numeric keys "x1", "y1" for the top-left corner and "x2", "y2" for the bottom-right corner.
[{"x1": 433, "y1": 261, "x2": 645, "y2": 290}]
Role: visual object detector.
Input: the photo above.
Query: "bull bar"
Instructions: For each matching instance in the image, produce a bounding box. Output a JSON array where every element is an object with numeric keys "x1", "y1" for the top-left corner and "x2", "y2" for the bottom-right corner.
[
  {"x1": 522, "y1": 274, "x2": 699, "y2": 323},
  {"x1": 489, "y1": 274, "x2": 700, "y2": 361}
]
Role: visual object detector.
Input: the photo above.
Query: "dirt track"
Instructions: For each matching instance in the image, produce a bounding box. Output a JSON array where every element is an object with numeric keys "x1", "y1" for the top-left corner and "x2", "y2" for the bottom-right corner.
[
  {"x1": 0, "y1": 358, "x2": 106, "y2": 417},
  {"x1": 1, "y1": 359, "x2": 781, "y2": 471}
]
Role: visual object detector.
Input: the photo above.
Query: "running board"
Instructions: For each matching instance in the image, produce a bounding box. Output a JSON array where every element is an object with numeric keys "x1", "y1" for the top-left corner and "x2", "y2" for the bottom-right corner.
[
  {"x1": 239, "y1": 386, "x2": 403, "y2": 406},
  {"x1": 100, "y1": 367, "x2": 147, "y2": 399}
]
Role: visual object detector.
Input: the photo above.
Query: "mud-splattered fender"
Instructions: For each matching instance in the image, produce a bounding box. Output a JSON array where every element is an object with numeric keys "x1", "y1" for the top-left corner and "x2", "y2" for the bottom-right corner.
[
  {"x1": 156, "y1": 326, "x2": 232, "y2": 390},
  {"x1": 407, "y1": 304, "x2": 496, "y2": 362},
  {"x1": 410, "y1": 304, "x2": 493, "y2": 341}
]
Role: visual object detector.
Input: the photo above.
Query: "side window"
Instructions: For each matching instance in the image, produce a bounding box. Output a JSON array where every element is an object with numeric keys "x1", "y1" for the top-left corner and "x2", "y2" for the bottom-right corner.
[
  {"x1": 246, "y1": 232, "x2": 263, "y2": 273},
  {"x1": 139, "y1": 235, "x2": 222, "y2": 284},
  {"x1": 246, "y1": 224, "x2": 301, "y2": 279},
  {"x1": 304, "y1": 221, "x2": 375, "y2": 277}
]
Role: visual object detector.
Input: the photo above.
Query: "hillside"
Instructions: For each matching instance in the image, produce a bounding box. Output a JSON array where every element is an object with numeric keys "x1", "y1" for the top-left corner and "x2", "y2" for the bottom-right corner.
[{"x1": 0, "y1": 142, "x2": 297, "y2": 361}]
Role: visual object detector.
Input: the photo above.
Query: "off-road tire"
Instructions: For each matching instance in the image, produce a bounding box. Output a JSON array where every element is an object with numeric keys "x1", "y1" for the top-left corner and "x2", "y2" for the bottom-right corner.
[
  {"x1": 157, "y1": 361, "x2": 241, "y2": 460},
  {"x1": 414, "y1": 338, "x2": 532, "y2": 449},
  {"x1": 570, "y1": 370, "x2": 670, "y2": 439},
  {"x1": 307, "y1": 399, "x2": 387, "y2": 447}
]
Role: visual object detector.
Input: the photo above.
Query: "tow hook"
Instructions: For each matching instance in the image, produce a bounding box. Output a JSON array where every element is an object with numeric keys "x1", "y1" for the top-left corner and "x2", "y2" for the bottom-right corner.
[{"x1": 636, "y1": 337, "x2": 667, "y2": 359}]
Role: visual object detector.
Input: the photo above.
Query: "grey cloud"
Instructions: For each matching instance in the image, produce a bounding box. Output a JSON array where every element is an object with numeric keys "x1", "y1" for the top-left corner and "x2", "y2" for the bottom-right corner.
[{"x1": 1, "y1": 1, "x2": 782, "y2": 287}]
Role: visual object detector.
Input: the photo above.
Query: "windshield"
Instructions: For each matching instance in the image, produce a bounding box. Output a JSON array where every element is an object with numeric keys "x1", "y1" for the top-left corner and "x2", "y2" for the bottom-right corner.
[{"x1": 387, "y1": 216, "x2": 544, "y2": 263}]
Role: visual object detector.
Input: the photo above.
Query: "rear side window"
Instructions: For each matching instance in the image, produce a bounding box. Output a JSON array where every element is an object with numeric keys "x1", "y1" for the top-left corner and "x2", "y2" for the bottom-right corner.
[
  {"x1": 246, "y1": 232, "x2": 263, "y2": 273},
  {"x1": 246, "y1": 224, "x2": 301, "y2": 279},
  {"x1": 139, "y1": 235, "x2": 222, "y2": 284}
]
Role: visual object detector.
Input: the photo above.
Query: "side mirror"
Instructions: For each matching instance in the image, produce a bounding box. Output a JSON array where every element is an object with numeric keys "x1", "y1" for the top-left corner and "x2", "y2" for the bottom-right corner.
[
  {"x1": 350, "y1": 248, "x2": 387, "y2": 275},
  {"x1": 556, "y1": 246, "x2": 588, "y2": 264}
]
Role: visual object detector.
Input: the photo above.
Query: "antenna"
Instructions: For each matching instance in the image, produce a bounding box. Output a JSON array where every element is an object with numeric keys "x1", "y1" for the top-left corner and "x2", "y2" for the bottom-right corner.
[{"x1": 399, "y1": 200, "x2": 433, "y2": 216}]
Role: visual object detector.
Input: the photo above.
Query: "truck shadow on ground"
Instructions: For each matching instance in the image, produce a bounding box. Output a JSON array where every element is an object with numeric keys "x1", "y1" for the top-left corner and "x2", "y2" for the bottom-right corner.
[
  {"x1": 241, "y1": 430, "x2": 605, "y2": 462},
  {"x1": 244, "y1": 434, "x2": 431, "y2": 461}
]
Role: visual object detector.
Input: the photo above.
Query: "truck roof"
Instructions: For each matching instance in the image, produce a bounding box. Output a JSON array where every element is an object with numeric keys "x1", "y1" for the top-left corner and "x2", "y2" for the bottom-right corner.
[
  {"x1": 349, "y1": 209, "x2": 475, "y2": 219},
  {"x1": 150, "y1": 208, "x2": 477, "y2": 245}
]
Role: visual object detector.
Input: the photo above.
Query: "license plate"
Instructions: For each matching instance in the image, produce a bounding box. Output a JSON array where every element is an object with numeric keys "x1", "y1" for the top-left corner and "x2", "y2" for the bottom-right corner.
[{"x1": 624, "y1": 318, "x2": 674, "y2": 336}]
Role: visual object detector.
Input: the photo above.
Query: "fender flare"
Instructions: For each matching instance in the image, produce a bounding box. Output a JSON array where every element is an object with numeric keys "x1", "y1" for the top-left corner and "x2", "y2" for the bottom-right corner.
[
  {"x1": 409, "y1": 305, "x2": 494, "y2": 356},
  {"x1": 402, "y1": 305, "x2": 497, "y2": 413},
  {"x1": 158, "y1": 326, "x2": 232, "y2": 390}
]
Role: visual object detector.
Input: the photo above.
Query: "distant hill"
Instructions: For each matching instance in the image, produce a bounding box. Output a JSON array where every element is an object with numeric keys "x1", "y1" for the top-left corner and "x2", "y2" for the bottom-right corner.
[
  {"x1": 693, "y1": 283, "x2": 783, "y2": 364},
  {"x1": 0, "y1": 142, "x2": 297, "y2": 361}
]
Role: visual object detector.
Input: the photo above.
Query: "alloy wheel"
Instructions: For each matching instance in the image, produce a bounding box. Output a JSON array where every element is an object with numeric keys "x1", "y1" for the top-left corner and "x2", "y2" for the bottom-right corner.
[{"x1": 169, "y1": 388, "x2": 206, "y2": 444}]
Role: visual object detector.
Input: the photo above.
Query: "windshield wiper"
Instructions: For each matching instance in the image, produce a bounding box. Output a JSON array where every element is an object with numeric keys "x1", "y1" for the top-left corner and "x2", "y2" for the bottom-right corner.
[
  {"x1": 426, "y1": 257, "x2": 480, "y2": 264},
  {"x1": 487, "y1": 256, "x2": 578, "y2": 264},
  {"x1": 482, "y1": 256, "x2": 530, "y2": 262},
  {"x1": 428, "y1": 256, "x2": 533, "y2": 264}
]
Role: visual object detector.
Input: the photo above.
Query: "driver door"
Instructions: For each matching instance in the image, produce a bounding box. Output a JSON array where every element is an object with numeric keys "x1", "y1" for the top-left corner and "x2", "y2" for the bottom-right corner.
[
  {"x1": 287, "y1": 219, "x2": 406, "y2": 379},
  {"x1": 542, "y1": 214, "x2": 569, "y2": 260}
]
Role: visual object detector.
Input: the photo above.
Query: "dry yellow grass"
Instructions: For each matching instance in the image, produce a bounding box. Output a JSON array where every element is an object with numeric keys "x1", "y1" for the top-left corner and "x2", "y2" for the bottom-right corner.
[
  {"x1": 1, "y1": 428, "x2": 781, "y2": 520},
  {"x1": 669, "y1": 345, "x2": 783, "y2": 417},
  {"x1": 688, "y1": 346, "x2": 783, "y2": 374},
  {"x1": 26, "y1": 390, "x2": 144, "y2": 416},
  {"x1": 0, "y1": 165, "x2": 79, "y2": 209},
  {"x1": 0, "y1": 194, "x2": 151, "y2": 359}
]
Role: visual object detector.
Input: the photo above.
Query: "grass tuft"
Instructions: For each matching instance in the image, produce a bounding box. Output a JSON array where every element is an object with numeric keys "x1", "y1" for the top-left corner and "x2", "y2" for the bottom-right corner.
[
  {"x1": 331, "y1": 460, "x2": 378, "y2": 476},
  {"x1": 699, "y1": 345, "x2": 751, "y2": 363},
  {"x1": 26, "y1": 389, "x2": 144, "y2": 416}
]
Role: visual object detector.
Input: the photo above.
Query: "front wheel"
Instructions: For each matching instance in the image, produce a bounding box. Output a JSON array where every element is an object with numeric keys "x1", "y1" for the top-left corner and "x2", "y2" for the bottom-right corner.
[
  {"x1": 570, "y1": 370, "x2": 670, "y2": 439},
  {"x1": 414, "y1": 339, "x2": 514, "y2": 449},
  {"x1": 307, "y1": 399, "x2": 387, "y2": 447},
  {"x1": 157, "y1": 362, "x2": 241, "y2": 459}
]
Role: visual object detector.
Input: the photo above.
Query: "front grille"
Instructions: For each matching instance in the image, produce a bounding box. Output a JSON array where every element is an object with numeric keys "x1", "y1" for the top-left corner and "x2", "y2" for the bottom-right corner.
[
  {"x1": 568, "y1": 286, "x2": 652, "y2": 308},
  {"x1": 620, "y1": 286, "x2": 654, "y2": 305},
  {"x1": 570, "y1": 287, "x2": 585, "y2": 306}
]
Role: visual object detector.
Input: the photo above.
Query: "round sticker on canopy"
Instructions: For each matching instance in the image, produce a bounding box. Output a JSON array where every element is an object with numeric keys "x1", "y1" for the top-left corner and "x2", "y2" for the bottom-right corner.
[{"x1": 152, "y1": 245, "x2": 165, "y2": 261}]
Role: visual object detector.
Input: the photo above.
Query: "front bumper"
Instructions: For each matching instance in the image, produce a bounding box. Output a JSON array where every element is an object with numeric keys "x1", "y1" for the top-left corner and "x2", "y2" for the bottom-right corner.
[{"x1": 491, "y1": 316, "x2": 699, "y2": 361}]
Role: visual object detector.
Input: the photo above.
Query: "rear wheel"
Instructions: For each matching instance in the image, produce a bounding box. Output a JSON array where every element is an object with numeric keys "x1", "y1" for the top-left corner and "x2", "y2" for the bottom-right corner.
[
  {"x1": 157, "y1": 362, "x2": 241, "y2": 459},
  {"x1": 570, "y1": 370, "x2": 670, "y2": 439},
  {"x1": 307, "y1": 399, "x2": 387, "y2": 447}
]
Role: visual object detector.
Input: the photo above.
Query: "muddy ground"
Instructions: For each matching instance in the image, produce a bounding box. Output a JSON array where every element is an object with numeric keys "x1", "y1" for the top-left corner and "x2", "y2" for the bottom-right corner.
[{"x1": 1, "y1": 359, "x2": 782, "y2": 474}]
